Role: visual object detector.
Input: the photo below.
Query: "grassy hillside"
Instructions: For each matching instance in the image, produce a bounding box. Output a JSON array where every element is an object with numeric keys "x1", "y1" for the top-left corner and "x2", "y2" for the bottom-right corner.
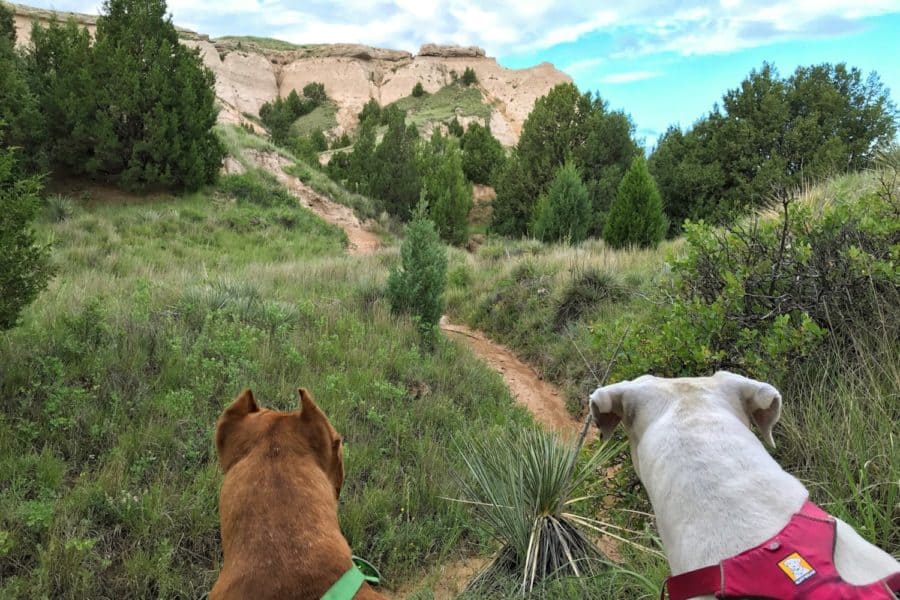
[
  {"x1": 291, "y1": 101, "x2": 339, "y2": 137},
  {"x1": 391, "y1": 84, "x2": 492, "y2": 132},
  {"x1": 0, "y1": 148, "x2": 538, "y2": 597}
]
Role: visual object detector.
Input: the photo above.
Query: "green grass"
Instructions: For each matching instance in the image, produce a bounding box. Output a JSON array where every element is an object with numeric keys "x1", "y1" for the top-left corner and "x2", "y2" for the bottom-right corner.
[
  {"x1": 291, "y1": 101, "x2": 339, "y2": 138},
  {"x1": 216, "y1": 35, "x2": 311, "y2": 52},
  {"x1": 0, "y1": 162, "x2": 537, "y2": 596},
  {"x1": 391, "y1": 84, "x2": 492, "y2": 132}
]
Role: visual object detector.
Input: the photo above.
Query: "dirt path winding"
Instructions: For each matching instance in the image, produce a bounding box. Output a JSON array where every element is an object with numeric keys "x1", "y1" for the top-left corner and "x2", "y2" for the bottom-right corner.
[
  {"x1": 240, "y1": 150, "x2": 381, "y2": 255},
  {"x1": 439, "y1": 317, "x2": 585, "y2": 440}
]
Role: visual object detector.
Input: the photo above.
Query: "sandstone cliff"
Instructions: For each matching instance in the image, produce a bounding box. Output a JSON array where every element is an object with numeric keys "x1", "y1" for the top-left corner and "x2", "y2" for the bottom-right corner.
[{"x1": 11, "y1": 3, "x2": 571, "y2": 145}]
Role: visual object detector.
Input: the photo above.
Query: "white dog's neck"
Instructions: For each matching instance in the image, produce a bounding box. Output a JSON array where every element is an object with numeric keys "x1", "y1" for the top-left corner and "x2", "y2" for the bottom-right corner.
[{"x1": 637, "y1": 410, "x2": 808, "y2": 575}]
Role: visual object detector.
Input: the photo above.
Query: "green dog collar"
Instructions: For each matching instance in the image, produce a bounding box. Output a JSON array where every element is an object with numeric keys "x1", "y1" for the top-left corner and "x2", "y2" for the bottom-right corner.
[{"x1": 320, "y1": 564, "x2": 365, "y2": 600}]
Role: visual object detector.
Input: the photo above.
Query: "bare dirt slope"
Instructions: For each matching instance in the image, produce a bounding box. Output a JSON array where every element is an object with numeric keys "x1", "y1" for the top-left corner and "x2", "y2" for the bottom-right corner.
[{"x1": 236, "y1": 150, "x2": 381, "y2": 255}]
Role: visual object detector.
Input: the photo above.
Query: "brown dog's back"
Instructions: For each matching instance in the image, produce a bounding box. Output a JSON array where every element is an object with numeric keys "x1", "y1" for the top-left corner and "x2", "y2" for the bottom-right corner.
[{"x1": 212, "y1": 388, "x2": 386, "y2": 600}]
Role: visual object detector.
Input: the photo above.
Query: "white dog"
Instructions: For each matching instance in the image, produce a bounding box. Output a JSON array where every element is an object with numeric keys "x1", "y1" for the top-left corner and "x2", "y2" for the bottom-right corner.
[{"x1": 589, "y1": 371, "x2": 900, "y2": 599}]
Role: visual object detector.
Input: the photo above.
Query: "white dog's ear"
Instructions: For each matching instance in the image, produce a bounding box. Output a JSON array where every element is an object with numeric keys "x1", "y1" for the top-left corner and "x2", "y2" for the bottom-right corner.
[
  {"x1": 717, "y1": 372, "x2": 782, "y2": 448},
  {"x1": 589, "y1": 385, "x2": 626, "y2": 439}
]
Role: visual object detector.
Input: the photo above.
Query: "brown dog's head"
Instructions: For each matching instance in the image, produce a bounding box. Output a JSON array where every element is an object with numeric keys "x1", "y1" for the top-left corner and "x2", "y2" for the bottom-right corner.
[{"x1": 215, "y1": 388, "x2": 345, "y2": 498}]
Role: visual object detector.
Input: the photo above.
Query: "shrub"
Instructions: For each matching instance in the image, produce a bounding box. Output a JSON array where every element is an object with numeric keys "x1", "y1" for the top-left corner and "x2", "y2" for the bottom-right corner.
[
  {"x1": 532, "y1": 162, "x2": 592, "y2": 244},
  {"x1": 44, "y1": 194, "x2": 78, "y2": 223},
  {"x1": 0, "y1": 135, "x2": 54, "y2": 330},
  {"x1": 218, "y1": 172, "x2": 295, "y2": 207},
  {"x1": 309, "y1": 129, "x2": 328, "y2": 152},
  {"x1": 386, "y1": 203, "x2": 448, "y2": 345},
  {"x1": 461, "y1": 66, "x2": 478, "y2": 86},
  {"x1": 302, "y1": 82, "x2": 327, "y2": 104},
  {"x1": 598, "y1": 182, "x2": 899, "y2": 382},
  {"x1": 411, "y1": 82, "x2": 425, "y2": 97},
  {"x1": 357, "y1": 99, "x2": 381, "y2": 124},
  {"x1": 447, "y1": 116, "x2": 464, "y2": 137},
  {"x1": 332, "y1": 133, "x2": 352, "y2": 149},
  {"x1": 603, "y1": 156, "x2": 667, "y2": 249}
]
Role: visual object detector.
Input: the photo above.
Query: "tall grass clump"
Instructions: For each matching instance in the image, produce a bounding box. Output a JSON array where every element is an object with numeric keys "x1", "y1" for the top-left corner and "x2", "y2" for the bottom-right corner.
[{"x1": 455, "y1": 429, "x2": 626, "y2": 594}]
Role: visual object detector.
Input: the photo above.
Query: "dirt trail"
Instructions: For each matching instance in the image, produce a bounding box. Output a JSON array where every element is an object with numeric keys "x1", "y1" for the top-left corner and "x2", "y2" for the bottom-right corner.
[
  {"x1": 439, "y1": 317, "x2": 586, "y2": 440},
  {"x1": 238, "y1": 150, "x2": 381, "y2": 255}
]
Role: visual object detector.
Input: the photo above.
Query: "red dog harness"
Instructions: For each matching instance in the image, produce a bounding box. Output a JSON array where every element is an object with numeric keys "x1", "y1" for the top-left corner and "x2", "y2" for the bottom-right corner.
[{"x1": 664, "y1": 500, "x2": 900, "y2": 599}]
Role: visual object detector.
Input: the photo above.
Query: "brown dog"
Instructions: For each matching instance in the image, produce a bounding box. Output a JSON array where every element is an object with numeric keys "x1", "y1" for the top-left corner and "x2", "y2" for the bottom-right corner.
[{"x1": 211, "y1": 388, "x2": 386, "y2": 600}]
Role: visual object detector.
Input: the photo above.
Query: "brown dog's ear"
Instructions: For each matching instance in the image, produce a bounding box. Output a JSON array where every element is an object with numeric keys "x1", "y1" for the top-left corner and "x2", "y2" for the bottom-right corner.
[
  {"x1": 298, "y1": 388, "x2": 321, "y2": 421},
  {"x1": 225, "y1": 389, "x2": 259, "y2": 418},
  {"x1": 589, "y1": 384, "x2": 626, "y2": 440},
  {"x1": 716, "y1": 371, "x2": 782, "y2": 448}
]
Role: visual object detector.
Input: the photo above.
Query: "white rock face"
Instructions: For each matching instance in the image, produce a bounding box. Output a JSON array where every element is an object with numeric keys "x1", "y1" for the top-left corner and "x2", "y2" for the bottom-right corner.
[{"x1": 12, "y1": 5, "x2": 572, "y2": 145}]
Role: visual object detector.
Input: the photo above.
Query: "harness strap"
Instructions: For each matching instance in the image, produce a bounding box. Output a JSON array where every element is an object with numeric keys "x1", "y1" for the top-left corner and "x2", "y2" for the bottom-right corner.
[
  {"x1": 321, "y1": 564, "x2": 365, "y2": 600},
  {"x1": 663, "y1": 564, "x2": 721, "y2": 600}
]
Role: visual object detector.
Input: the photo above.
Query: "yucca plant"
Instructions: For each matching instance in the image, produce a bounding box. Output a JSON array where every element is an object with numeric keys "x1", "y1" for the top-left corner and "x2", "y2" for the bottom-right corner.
[{"x1": 454, "y1": 427, "x2": 628, "y2": 594}]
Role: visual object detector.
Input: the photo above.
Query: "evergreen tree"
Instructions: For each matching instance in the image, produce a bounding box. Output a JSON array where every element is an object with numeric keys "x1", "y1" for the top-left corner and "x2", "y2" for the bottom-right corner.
[
  {"x1": 85, "y1": 0, "x2": 224, "y2": 190},
  {"x1": 370, "y1": 108, "x2": 420, "y2": 220},
  {"x1": 386, "y1": 202, "x2": 448, "y2": 347},
  {"x1": 531, "y1": 162, "x2": 591, "y2": 244},
  {"x1": 422, "y1": 133, "x2": 471, "y2": 245},
  {"x1": 26, "y1": 19, "x2": 95, "y2": 173},
  {"x1": 412, "y1": 82, "x2": 425, "y2": 97},
  {"x1": 461, "y1": 66, "x2": 478, "y2": 86},
  {"x1": 460, "y1": 122, "x2": 505, "y2": 184},
  {"x1": 310, "y1": 129, "x2": 328, "y2": 152},
  {"x1": 603, "y1": 156, "x2": 667, "y2": 249},
  {"x1": 491, "y1": 83, "x2": 639, "y2": 237},
  {"x1": 0, "y1": 126, "x2": 53, "y2": 330},
  {"x1": 0, "y1": 14, "x2": 44, "y2": 172},
  {"x1": 344, "y1": 117, "x2": 377, "y2": 194}
]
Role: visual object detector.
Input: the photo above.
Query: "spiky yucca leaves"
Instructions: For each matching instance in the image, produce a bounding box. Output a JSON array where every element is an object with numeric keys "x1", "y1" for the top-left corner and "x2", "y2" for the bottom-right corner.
[{"x1": 455, "y1": 428, "x2": 625, "y2": 594}]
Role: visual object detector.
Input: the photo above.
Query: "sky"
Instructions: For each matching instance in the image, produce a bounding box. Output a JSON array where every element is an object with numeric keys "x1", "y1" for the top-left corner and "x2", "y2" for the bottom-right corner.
[{"x1": 23, "y1": 0, "x2": 900, "y2": 146}]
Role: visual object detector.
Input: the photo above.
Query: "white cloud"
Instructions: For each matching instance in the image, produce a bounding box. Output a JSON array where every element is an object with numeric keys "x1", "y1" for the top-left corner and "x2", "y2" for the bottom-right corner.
[
  {"x1": 563, "y1": 57, "x2": 605, "y2": 75},
  {"x1": 598, "y1": 70, "x2": 663, "y2": 84},
  {"x1": 19, "y1": 0, "x2": 900, "y2": 57}
]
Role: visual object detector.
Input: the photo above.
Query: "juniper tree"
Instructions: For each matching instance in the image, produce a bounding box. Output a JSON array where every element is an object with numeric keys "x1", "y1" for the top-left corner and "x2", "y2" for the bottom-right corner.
[{"x1": 603, "y1": 156, "x2": 667, "y2": 249}]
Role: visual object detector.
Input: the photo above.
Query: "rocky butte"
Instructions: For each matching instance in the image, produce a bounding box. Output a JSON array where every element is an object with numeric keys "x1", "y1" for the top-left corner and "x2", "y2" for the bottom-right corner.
[{"x1": 11, "y1": 3, "x2": 572, "y2": 145}]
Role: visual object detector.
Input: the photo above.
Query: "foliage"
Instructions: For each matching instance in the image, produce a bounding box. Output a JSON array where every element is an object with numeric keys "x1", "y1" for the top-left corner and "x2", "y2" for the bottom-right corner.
[
  {"x1": 309, "y1": 129, "x2": 328, "y2": 152},
  {"x1": 603, "y1": 157, "x2": 667, "y2": 249},
  {"x1": 218, "y1": 171, "x2": 296, "y2": 207},
  {"x1": 260, "y1": 88, "x2": 320, "y2": 146},
  {"x1": 456, "y1": 429, "x2": 625, "y2": 593},
  {"x1": 332, "y1": 132, "x2": 352, "y2": 149},
  {"x1": 492, "y1": 83, "x2": 640, "y2": 237},
  {"x1": 357, "y1": 98, "x2": 381, "y2": 124},
  {"x1": 460, "y1": 122, "x2": 505, "y2": 185},
  {"x1": 0, "y1": 133, "x2": 53, "y2": 330},
  {"x1": 386, "y1": 203, "x2": 448, "y2": 345},
  {"x1": 302, "y1": 81, "x2": 327, "y2": 105},
  {"x1": 532, "y1": 162, "x2": 592, "y2": 244},
  {"x1": 421, "y1": 133, "x2": 472, "y2": 245},
  {"x1": 339, "y1": 116, "x2": 377, "y2": 195},
  {"x1": 649, "y1": 62, "x2": 898, "y2": 228},
  {"x1": 602, "y1": 183, "x2": 898, "y2": 382},
  {"x1": 448, "y1": 116, "x2": 464, "y2": 137},
  {"x1": 370, "y1": 107, "x2": 421, "y2": 220},
  {"x1": 390, "y1": 85, "x2": 490, "y2": 132},
  {"x1": 412, "y1": 81, "x2": 425, "y2": 97},
  {"x1": 461, "y1": 66, "x2": 478, "y2": 86},
  {"x1": 0, "y1": 13, "x2": 43, "y2": 172}
]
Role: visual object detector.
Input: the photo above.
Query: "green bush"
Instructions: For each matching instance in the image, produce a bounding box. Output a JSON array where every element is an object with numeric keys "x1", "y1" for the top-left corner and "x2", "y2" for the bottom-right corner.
[
  {"x1": 357, "y1": 98, "x2": 381, "y2": 124},
  {"x1": 0, "y1": 135, "x2": 53, "y2": 330},
  {"x1": 461, "y1": 66, "x2": 478, "y2": 86},
  {"x1": 531, "y1": 162, "x2": 592, "y2": 244},
  {"x1": 598, "y1": 183, "x2": 899, "y2": 382},
  {"x1": 310, "y1": 129, "x2": 328, "y2": 152},
  {"x1": 302, "y1": 81, "x2": 327, "y2": 104},
  {"x1": 412, "y1": 82, "x2": 425, "y2": 97},
  {"x1": 386, "y1": 204, "x2": 448, "y2": 345},
  {"x1": 603, "y1": 156, "x2": 667, "y2": 249},
  {"x1": 218, "y1": 172, "x2": 295, "y2": 207},
  {"x1": 447, "y1": 116, "x2": 464, "y2": 137}
]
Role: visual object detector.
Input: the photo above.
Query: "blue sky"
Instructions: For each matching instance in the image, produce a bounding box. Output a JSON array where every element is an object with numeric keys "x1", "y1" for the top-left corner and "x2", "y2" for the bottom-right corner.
[{"x1": 24, "y1": 0, "x2": 900, "y2": 146}]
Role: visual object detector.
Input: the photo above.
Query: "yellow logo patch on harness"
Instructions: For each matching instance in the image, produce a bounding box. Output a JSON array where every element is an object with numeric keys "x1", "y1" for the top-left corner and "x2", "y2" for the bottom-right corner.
[{"x1": 778, "y1": 552, "x2": 816, "y2": 584}]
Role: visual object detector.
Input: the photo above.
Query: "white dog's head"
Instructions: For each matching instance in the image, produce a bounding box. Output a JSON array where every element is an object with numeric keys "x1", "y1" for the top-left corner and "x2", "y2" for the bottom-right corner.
[{"x1": 589, "y1": 371, "x2": 782, "y2": 478}]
